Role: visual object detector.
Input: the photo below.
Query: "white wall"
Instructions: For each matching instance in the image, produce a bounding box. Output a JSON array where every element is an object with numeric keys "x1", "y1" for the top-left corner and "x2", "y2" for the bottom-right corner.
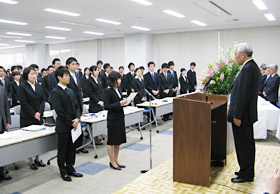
[{"x1": 0, "y1": 46, "x2": 25, "y2": 69}]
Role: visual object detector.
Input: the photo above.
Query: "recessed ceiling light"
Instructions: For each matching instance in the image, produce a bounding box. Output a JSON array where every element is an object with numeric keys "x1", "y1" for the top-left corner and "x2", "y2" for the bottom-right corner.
[
  {"x1": 163, "y1": 10, "x2": 185, "y2": 18},
  {"x1": 191, "y1": 20, "x2": 207, "y2": 26},
  {"x1": 84, "y1": 31, "x2": 104, "y2": 35},
  {"x1": 0, "y1": 0, "x2": 18, "y2": 4},
  {"x1": 44, "y1": 8, "x2": 80, "y2": 17},
  {"x1": 264, "y1": 13, "x2": 276, "y2": 21},
  {"x1": 96, "y1": 18, "x2": 121, "y2": 25},
  {"x1": 131, "y1": 26, "x2": 150, "y2": 31},
  {"x1": 45, "y1": 26, "x2": 71, "y2": 31},
  {"x1": 0, "y1": 35, "x2": 22, "y2": 39},
  {"x1": 6, "y1": 32, "x2": 32, "y2": 36},
  {"x1": 45, "y1": 36, "x2": 66, "y2": 40},
  {"x1": 15, "y1": 40, "x2": 35, "y2": 43},
  {"x1": 131, "y1": 0, "x2": 152, "y2": 6},
  {"x1": 0, "y1": 19, "x2": 27, "y2": 25},
  {"x1": 0, "y1": 43, "x2": 9, "y2": 46},
  {"x1": 252, "y1": 0, "x2": 267, "y2": 10}
]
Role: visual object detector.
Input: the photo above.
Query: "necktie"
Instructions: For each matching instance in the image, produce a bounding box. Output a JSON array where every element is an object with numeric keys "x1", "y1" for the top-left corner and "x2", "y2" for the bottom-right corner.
[
  {"x1": 73, "y1": 75, "x2": 78, "y2": 86},
  {"x1": 172, "y1": 71, "x2": 175, "y2": 78},
  {"x1": 265, "y1": 76, "x2": 271, "y2": 85},
  {"x1": 1, "y1": 78, "x2": 5, "y2": 86},
  {"x1": 65, "y1": 88, "x2": 70, "y2": 95},
  {"x1": 152, "y1": 73, "x2": 155, "y2": 82},
  {"x1": 165, "y1": 73, "x2": 167, "y2": 80}
]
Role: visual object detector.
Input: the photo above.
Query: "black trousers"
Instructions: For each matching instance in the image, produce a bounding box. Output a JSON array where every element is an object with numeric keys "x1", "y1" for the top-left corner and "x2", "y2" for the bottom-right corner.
[
  {"x1": 57, "y1": 133, "x2": 76, "y2": 176},
  {"x1": 74, "y1": 131, "x2": 84, "y2": 150},
  {"x1": 232, "y1": 123, "x2": 255, "y2": 180},
  {"x1": 189, "y1": 89, "x2": 195, "y2": 93}
]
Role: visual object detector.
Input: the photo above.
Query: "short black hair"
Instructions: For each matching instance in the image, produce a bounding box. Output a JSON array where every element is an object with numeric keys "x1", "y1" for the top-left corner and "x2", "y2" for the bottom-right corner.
[
  {"x1": 161, "y1": 63, "x2": 168, "y2": 69},
  {"x1": 55, "y1": 66, "x2": 70, "y2": 82},
  {"x1": 84, "y1": 67, "x2": 89, "y2": 74},
  {"x1": 135, "y1": 67, "x2": 141, "y2": 74},
  {"x1": 22, "y1": 66, "x2": 35, "y2": 81},
  {"x1": 107, "y1": 71, "x2": 121, "y2": 88},
  {"x1": 52, "y1": 58, "x2": 60, "y2": 65},
  {"x1": 17, "y1": 65, "x2": 23, "y2": 70},
  {"x1": 41, "y1": 68, "x2": 46, "y2": 74},
  {"x1": 12, "y1": 71, "x2": 20, "y2": 77},
  {"x1": 29, "y1": 64, "x2": 39, "y2": 69},
  {"x1": 11, "y1": 65, "x2": 18, "y2": 72},
  {"x1": 89, "y1": 65, "x2": 97, "y2": 72},
  {"x1": 180, "y1": 68, "x2": 186, "y2": 73},
  {"x1": 66, "y1": 57, "x2": 77, "y2": 66},
  {"x1": 190, "y1": 62, "x2": 196, "y2": 67},
  {"x1": 0, "y1": 66, "x2": 5, "y2": 71},
  {"x1": 157, "y1": 69, "x2": 162, "y2": 74},
  {"x1": 119, "y1": 66, "x2": 124, "y2": 70},
  {"x1": 139, "y1": 66, "x2": 145, "y2": 70},
  {"x1": 148, "y1": 61, "x2": 155, "y2": 67},
  {"x1": 168, "y1": 61, "x2": 174, "y2": 67},
  {"x1": 97, "y1": 60, "x2": 103, "y2": 66},
  {"x1": 128, "y1": 62, "x2": 135, "y2": 69},
  {"x1": 103, "y1": 63, "x2": 110, "y2": 70},
  {"x1": 47, "y1": 65, "x2": 54, "y2": 70},
  {"x1": 110, "y1": 67, "x2": 113, "y2": 70}
]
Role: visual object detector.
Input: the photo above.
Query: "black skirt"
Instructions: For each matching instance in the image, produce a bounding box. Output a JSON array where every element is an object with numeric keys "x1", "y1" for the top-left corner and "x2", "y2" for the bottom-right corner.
[{"x1": 107, "y1": 117, "x2": 126, "y2": 145}]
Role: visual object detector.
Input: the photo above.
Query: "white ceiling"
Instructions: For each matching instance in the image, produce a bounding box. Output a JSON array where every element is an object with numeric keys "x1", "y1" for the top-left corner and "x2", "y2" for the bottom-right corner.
[{"x1": 0, "y1": 0, "x2": 279, "y2": 47}]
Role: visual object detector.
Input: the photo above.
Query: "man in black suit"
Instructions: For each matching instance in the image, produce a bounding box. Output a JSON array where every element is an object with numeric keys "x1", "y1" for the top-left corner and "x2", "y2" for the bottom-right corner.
[
  {"x1": 100, "y1": 63, "x2": 111, "y2": 90},
  {"x1": 228, "y1": 43, "x2": 261, "y2": 183},
  {"x1": 66, "y1": 57, "x2": 88, "y2": 154},
  {"x1": 259, "y1": 64, "x2": 267, "y2": 97},
  {"x1": 187, "y1": 62, "x2": 197, "y2": 93},
  {"x1": 97, "y1": 60, "x2": 104, "y2": 78},
  {"x1": 125, "y1": 63, "x2": 136, "y2": 95},
  {"x1": 263, "y1": 64, "x2": 280, "y2": 106},
  {"x1": 0, "y1": 86, "x2": 12, "y2": 182},
  {"x1": 168, "y1": 61, "x2": 178, "y2": 97},
  {"x1": 144, "y1": 62, "x2": 160, "y2": 99},
  {"x1": 159, "y1": 63, "x2": 174, "y2": 121},
  {"x1": 11, "y1": 72, "x2": 21, "y2": 107},
  {"x1": 50, "y1": 66, "x2": 83, "y2": 182},
  {"x1": 7, "y1": 65, "x2": 19, "y2": 82},
  {"x1": 119, "y1": 66, "x2": 126, "y2": 93},
  {"x1": 0, "y1": 66, "x2": 12, "y2": 102}
]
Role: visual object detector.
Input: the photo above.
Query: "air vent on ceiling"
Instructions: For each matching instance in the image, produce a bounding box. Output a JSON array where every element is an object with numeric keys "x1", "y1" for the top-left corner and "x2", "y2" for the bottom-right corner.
[
  {"x1": 193, "y1": 0, "x2": 232, "y2": 17},
  {"x1": 208, "y1": 1, "x2": 232, "y2": 16}
]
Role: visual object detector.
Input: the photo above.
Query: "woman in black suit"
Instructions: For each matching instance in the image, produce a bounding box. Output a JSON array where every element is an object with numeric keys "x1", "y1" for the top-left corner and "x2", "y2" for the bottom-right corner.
[
  {"x1": 179, "y1": 68, "x2": 189, "y2": 94},
  {"x1": 132, "y1": 68, "x2": 146, "y2": 105},
  {"x1": 81, "y1": 67, "x2": 90, "y2": 98},
  {"x1": 18, "y1": 66, "x2": 46, "y2": 170},
  {"x1": 103, "y1": 71, "x2": 131, "y2": 170},
  {"x1": 11, "y1": 71, "x2": 21, "y2": 107}
]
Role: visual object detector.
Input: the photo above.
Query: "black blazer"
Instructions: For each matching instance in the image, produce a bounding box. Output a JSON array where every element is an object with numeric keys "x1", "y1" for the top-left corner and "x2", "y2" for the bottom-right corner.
[
  {"x1": 0, "y1": 77, "x2": 12, "y2": 99},
  {"x1": 132, "y1": 78, "x2": 146, "y2": 105},
  {"x1": 103, "y1": 88, "x2": 124, "y2": 120},
  {"x1": 50, "y1": 86, "x2": 81, "y2": 134},
  {"x1": 169, "y1": 70, "x2": 178, "y2": 88},
  {"x1": 81, "y1": 75, "x2": 89, "y2": 98},
  {"x1": 121, "y1": 74, "x2": 126, "y2": 92},
  {"x1": 125, "y1": 72, "x2": 135, "y2": 95},
  {"x1": 67, "y1": 72, "x2": 83, "y2": 114},
  {"x1": 159, "y1": 72, "x2": 174, "y2": 98},
  {"x1": 87, "y1": 76, "x2": 103, "y2": 113},
  {"x1": 18, "y1": 81, "x2": 45, "y2": 128},
  {"x1": 259, "y1": 74, "x2": 267, "y2": 93},
  {"x1": 263, "y1": 74, "x2": 280, "y2": 103},
  {"x1": 11, "y1": 81, "x2": 20, "y2": 107},
  {"x1": 187, "y1": 70, "x2": 197, "y2": 91},
  {"x1": 179, "y1": 75, "x2": 189, "y2": 94},
  {"x1": 228, "y1": 59, "x2": 261, "y2": 124},
  {"x1": 144, "y1": 72, "x2": 160, "y2": 95},
  {"x1": 100, "y1": 73, "x2": 108, "y2": 90}
]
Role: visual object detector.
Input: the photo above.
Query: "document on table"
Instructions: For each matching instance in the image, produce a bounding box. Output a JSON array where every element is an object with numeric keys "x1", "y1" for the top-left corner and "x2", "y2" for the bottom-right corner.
[
  {"x1": 124, "y1": 92, "x2": 138, "y2": 106},
  {"x1": 71, "y1": 124, "x2": 82, "y2": 143}
]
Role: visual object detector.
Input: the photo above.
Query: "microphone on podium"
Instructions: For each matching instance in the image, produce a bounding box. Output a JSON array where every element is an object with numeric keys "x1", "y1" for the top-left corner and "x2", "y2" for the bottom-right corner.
[
  {"x1": 203, "y1": 77, "x2": 213, "y2": 104},
  {"x1": 144, "y1": 89, "x2": 156, "y2": 100},
  {"x1": 203, "y1": 77, "x2": 213, "y2": 90}
]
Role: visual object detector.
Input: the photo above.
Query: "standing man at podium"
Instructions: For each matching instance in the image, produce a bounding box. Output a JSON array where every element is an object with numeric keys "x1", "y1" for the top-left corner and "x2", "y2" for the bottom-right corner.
[{"x1": 228, "y1": 43, "x2": 261, "y2": 183}]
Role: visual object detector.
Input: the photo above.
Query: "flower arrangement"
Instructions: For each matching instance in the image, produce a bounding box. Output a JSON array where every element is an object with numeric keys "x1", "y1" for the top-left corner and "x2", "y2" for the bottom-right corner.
[{"x1": 202, "y1": 49, "x2": 241, "y2": 94}]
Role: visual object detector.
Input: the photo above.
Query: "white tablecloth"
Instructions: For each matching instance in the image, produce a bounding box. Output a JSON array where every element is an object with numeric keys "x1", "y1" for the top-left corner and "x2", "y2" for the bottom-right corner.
[{"x1": 254, "y1": 96, "x2": 280, "y2": 139}]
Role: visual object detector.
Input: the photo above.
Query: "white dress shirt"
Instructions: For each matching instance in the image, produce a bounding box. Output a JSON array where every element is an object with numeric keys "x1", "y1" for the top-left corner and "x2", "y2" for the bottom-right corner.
[
  {"x1": 58, "y1": 83, "x2": 67, "y2": 90},
  {"x1": 27, "y1": 81, "x2": 36, "y2": 91},
  {"x1": 70, "y1": 71, "x2": 78, "y2": 85}
]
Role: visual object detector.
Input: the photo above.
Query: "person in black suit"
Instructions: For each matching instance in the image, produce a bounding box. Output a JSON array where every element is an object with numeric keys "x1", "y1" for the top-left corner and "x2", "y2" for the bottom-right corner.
[
  {"x1": 125, "y1": 63, "x2": 136, "y2": 95},
  {"x1": 41, "y1": 68, "x2": 47, "y2": 78},
  {"x1": 0, "y1": 66, "x2": 12, "y2": 102},
  {"x1": 259, "y1": 64, "x2": 267, "y2": 97},
  {"x1": 7, "y1": 65, "x2": 19, "y2": 82},
  {"x1": 179, "y1": 68, "x2": 189, "y2": 94},
  {"x1": 42, "y1": 65, "x2": 54, "y2": 101},
  {"x1": 18, "y1": 66, "x2": 46, "y2": 170},
  {"x1": 187, "y1": 62, "x2": 197, "y2": 93},
  {"x1": 100, "y1": 63, "x2": 111, "y2": 90},
  {"x1": 168, "y1": 61, "x2": 178, "y2": 97},
  {"x1": 66, "y1": 57, "x2": 88, "y2": 154},
  {"x1": 45, "y1": 58, "x2": 61, "y2": 102},
  {"x1": 11, "y1": 72, "x2": 21, "y2": 107},
  {"x1": 0, "y1": 86, "x2": 12, "y2": 182},
  {"x1": 49, "y1": 66, "x2": 83, "y2": 182},
  {"x1": 81, "y1": 67, "x2": 90, "y2": 98},
  {"x1": 29, "y1": 64, "x2": 43, "y2": 85},
  {"x1": 159, "y1": 63, "x2": 174, "y2": 121},
  {"x1": 132, "y1": 68, "x2": 146, "y2": 105},
  {"x1": 228, "y1": 43, "x2": 261, "y2": 183},
  {"x1": 97, "y1": 60, "x2": 104, "y2": 78},
  {"x1": 263, "y1": 64, "x2": 280, "y2": 106},
  {"x1": 144, "y1": 62, "x2": 160, "y2": 99},
  {"x1": 119, "y1": 66, "x2": 126, "y2": 93},
  {"x1": 103, "y1": 71, "x2": 131, "y2": 170}
]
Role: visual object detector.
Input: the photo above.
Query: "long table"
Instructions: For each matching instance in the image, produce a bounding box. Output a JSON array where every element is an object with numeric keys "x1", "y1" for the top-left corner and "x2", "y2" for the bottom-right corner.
[{"x1": 0, "y1": 127, "x2": 56, "y2": 166}]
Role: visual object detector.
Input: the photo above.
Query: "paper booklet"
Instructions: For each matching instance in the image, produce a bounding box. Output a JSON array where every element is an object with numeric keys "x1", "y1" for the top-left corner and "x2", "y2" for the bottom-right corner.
[{"x1": 124, "y1": 92, "x2": 138, "y2": 106}]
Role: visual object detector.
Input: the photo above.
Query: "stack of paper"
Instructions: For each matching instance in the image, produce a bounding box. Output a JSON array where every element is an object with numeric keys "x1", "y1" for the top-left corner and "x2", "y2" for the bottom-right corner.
[
  {"x1": 0, "y1": 131, "x2": 21, "y2": 140},
  {"x1": 22, "y1": 125, "x2": 46, "y2": 132}
]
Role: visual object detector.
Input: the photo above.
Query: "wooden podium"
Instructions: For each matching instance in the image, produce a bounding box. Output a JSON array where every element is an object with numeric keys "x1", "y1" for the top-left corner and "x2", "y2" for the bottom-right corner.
[{"x1": 173, "y1": 93, "x2": 227, "y2": 187}]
